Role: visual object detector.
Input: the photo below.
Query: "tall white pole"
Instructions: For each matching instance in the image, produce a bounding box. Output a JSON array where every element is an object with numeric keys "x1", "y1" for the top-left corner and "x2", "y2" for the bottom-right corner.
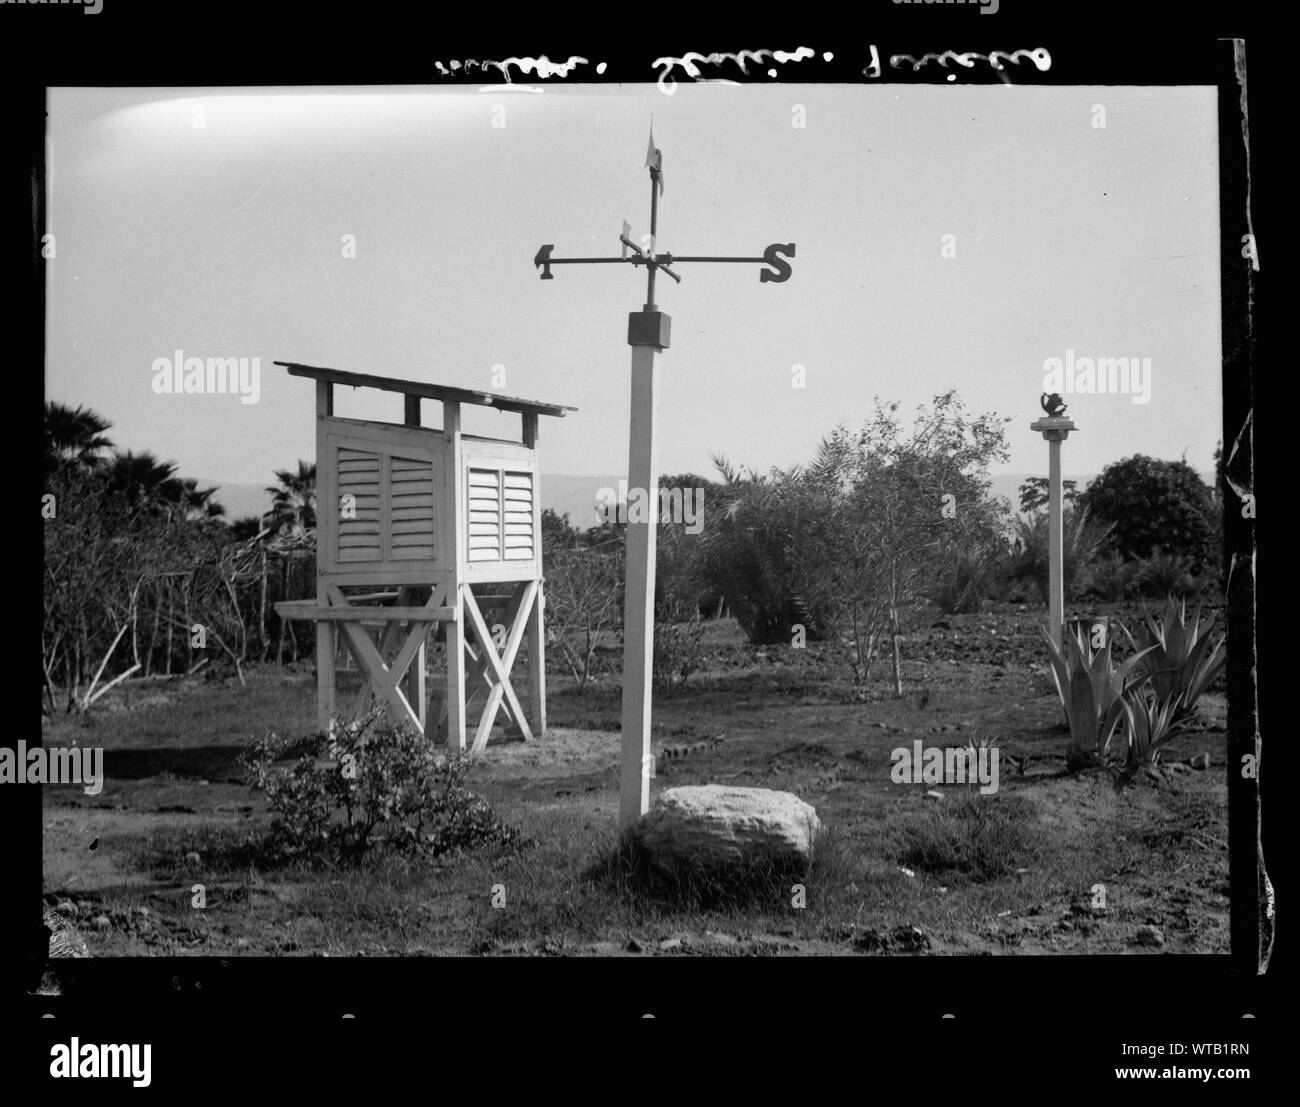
[
  {"x1": 1031, "y1": 415, "x2": 1076, "y2": 653},
  {"x1": 620, "y1": 310, "x2": 670, "y2": 826},
  {"x1": 1047, "y1": 435, "x2": 1064, "y2": 653}
]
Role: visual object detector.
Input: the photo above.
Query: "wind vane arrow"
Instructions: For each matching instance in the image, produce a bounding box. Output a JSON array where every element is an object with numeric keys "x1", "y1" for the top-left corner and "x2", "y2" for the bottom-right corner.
[{"x1": 646, "y1": 124, "x2": 664, "y2": 196}]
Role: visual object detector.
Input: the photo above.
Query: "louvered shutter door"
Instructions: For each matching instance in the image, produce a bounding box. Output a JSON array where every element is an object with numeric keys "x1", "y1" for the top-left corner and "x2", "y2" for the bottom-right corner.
[
  {"x1": 388, "y1": 453, "x2": 436, "y2": 560},
  {"x1": 502, "y1": 470, "x2": 534, "y2": 560},
  {"x1": 467, "y1": 467, "x2": 503, "y2": 561},
  {"x1": 336, "y1": 447, "x2": 382, "y2": 562}
]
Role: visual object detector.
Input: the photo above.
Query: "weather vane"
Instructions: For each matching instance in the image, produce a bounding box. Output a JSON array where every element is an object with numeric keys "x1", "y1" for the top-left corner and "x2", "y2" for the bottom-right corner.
[
  {"x1": 533, "y1": 126, "x2": 796, "y2": 310},
  {"x1": 532, "y1": 127, "x2": 797, "y2": 828}
]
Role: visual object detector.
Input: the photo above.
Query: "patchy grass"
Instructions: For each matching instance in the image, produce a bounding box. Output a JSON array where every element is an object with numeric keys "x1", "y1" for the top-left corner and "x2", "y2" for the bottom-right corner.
[
  {"x1": 896, "y1": 793, "x2": 1038, "y2": 882},
  {"x1": 40, "y1": 602, "x2": 1229, "y2": 957}
]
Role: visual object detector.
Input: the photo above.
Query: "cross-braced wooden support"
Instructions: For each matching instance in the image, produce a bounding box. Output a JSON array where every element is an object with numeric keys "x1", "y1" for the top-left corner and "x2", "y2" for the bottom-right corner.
[
  {"x1": 436, "y1": 580, "x2": 542, "y2": 753},
  {"x1": 278, "y1": 578, "x2": 545, "y2": 752},
  {"x1": 279, "y1": 584, "x2": 453, "y2": 734},
  {"x1": 334, "y1": 583, "x2": 439, "y2": 733}
]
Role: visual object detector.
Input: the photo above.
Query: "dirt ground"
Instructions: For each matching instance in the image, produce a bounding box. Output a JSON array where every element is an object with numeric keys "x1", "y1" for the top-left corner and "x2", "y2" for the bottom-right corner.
[{"x1": 39, "y1": 604, "x2": 1230, "y2": 959}]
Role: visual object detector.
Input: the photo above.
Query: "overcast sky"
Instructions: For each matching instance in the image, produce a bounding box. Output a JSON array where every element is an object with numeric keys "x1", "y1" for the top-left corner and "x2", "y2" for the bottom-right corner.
[{"x1": 46, "y1": 83, "x2": 1221, "y2": 487}]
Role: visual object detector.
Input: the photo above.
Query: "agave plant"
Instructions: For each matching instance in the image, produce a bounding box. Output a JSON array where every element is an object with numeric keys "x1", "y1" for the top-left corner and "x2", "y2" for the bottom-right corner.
[
  {"x1": 1121, "y1": 597, "x2": 1226, "y2": 726},
  {"x1": 1042, "y1": 626, "x2": 1155, "y2": 771},
  {"x1": 1115, "y1": 690, "x2": 1180, "y2": 786}
]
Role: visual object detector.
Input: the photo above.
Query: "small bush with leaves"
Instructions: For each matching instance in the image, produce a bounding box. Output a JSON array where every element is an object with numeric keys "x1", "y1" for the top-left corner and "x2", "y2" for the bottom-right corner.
[
  {"x1": 928, "y1": 544, "x2": 1001, "y2": 615},
  {"x1": 1084, "y1": 550, "x2": 1142, "y2": 603},
  {"x1": 241, "y1": 708, "x2": 528, "y2": 864},
  {"x1": 652, "y1": 604, "x2": 706, "y2": 695},
  {"x1": 1133, "y1": 548, "x2": 1198, "y2": 598}
]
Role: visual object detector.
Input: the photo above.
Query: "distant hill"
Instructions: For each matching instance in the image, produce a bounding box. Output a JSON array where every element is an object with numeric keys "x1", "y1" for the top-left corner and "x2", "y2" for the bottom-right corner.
[{"x1": 541, "y1": 474, "x2": 626, "y2": 528}]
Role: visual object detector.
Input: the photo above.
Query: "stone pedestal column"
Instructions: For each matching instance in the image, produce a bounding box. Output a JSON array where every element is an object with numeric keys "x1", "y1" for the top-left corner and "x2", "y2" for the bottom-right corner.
[{"x1": 1029, "y1": 416, "x2": 1077, "y2": 652}]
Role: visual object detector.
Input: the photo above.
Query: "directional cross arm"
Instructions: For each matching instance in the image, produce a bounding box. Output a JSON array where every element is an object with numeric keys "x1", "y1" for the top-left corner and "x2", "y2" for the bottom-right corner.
[
  {"x1": 534, "y1": 245, "x2": 632, "y2": 280},
  {"x1": 534, "y1": 243, "x2": 680, "y2": 284},
  {"x1": 672, "y1": 255, "x2": 772, "y2": 263},
  {"x1": 534, "y1": 241, "x2": 795, "y2": 284}
]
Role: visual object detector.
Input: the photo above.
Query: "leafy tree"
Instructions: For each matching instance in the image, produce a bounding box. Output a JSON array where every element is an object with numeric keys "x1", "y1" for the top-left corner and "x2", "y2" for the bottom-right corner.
[
  {"x1": 1079, "y1": 454, "x2": 1216, "y2": 574},
  {"x1": 1018, "y1": 476, "x2": 1078, "y2": 515},
  {"x1": 541, "y1": 508, "x2": 578, "y2": 551},
  {"x1": 793, "y1": 392, "x2": 1010, "y2": 694},
  {"x1": 582, "y1": 517, "x2": 624, "y2": 550},
  {"x1": 544, "y1": 543, "x2": 623, "y2": 688}
]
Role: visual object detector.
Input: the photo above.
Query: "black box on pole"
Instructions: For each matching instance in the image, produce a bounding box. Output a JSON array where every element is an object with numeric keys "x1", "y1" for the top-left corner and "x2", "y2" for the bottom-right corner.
[{"x1": 627, "y1": 310, "x2": 671, "y2": 349}]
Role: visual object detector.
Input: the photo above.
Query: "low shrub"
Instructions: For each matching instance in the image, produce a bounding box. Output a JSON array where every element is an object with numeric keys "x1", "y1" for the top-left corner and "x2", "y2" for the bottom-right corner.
[
  {"x1": 897, "y1": 793, "x2": 1037, "y2": 882},
  {"x1": 652, "y1": 607, "x2": 706, "y2": 695},
  {"x1": 1084, "y1": 551, "x2": 1142, "y2": 603},
  {"x1": 1133, "y1": 549, "x2": 1198, "y2": 597},
  {"x1": 928, "y1": 547, "x2": 1000, "y2": 615},
  {"x1": 240, "y1": 709, "x2": 529, "y2": 865}
]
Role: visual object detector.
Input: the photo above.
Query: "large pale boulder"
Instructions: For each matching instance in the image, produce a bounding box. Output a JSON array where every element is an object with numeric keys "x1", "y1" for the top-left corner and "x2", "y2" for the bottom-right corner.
[{"x1": 632, "y1": 785, "x2": 821, "y2": 874}]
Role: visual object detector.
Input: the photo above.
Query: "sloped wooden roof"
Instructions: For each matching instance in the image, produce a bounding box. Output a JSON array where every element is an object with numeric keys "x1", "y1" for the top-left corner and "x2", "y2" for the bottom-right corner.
[{"x1": 276, "y1": 361, "x2": 576, "y2": 417}]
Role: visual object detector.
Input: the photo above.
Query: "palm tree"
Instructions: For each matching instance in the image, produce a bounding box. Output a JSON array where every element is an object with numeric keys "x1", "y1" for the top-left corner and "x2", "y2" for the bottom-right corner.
[
  {"x1": 265, "y1": 461, "x2": 316, "y2": 535},
  {"x1": 44, "y1": 402, "x2": 114, "y2": 474},
  {"x1": 229, "y1": 515, "x2": 267, "y2": 542},
  {"x1": 170, "y1": 477, "x2": 226, "y2": 522},
  {"x1": 1010, "y1": 505, "x2": 1113, "y2": 605},
  {"x1": 695, "y1": 453, "x2": 811, "y2": 644},
  {"x1": 101, "y1": 450, "x2": 180, "y2": 513}
]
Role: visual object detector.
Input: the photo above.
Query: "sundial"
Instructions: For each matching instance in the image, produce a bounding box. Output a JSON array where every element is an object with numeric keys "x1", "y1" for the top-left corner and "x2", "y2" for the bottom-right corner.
[{"x1": 532, "y1": 129, "x2": 797, "y2": 826}]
